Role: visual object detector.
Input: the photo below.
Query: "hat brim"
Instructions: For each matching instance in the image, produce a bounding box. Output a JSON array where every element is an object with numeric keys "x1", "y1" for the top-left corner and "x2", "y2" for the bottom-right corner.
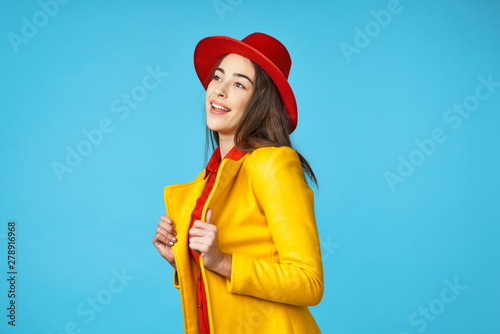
[{"x1": 194, "y1": 36, "x2": 297, "y2": 133}]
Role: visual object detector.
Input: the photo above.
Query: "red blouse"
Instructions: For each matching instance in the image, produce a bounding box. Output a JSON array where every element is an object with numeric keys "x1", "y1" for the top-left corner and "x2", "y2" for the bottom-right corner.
[{"x1": 188, "y1": 145, "x2": 246, "y2": 334}]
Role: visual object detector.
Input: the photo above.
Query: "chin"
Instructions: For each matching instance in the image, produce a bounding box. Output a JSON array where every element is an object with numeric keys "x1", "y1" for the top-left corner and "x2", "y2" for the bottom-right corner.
[
  {"x1": 206, "y1": 119, "x2": 221, "y2": 132},
  {"x1": 206, "y1": 122, "x2": 235, "y2": 136}
]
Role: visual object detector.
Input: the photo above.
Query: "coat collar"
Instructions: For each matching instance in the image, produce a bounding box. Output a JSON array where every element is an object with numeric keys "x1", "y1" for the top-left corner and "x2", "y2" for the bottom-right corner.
[
  {"x1": 205, "y1": 145, "x2": 246, "y2": 179},
  {"x1": 201, "y1": 154, "x2": 247, "y2": 221},
  {"x1": 164, "y1": 150, "x2": 248, "y2": 223}
]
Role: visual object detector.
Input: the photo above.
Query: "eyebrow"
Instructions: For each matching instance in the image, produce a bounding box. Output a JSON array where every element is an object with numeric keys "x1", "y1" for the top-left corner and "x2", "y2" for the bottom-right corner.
[{"x1": 215, "y1": 68, "x2": 254, "y2": 85}]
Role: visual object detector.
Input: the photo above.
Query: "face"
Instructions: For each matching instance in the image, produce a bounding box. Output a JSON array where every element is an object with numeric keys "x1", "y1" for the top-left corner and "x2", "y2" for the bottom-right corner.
[{"x1": 205, "y1": 53, "x2": 256, "y2": 138}]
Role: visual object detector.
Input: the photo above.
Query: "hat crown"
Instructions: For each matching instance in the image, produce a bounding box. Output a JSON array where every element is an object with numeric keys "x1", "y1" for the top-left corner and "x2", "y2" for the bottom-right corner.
[{"x1": 242, "y1": 33, "x2": 291, "y2": 79}]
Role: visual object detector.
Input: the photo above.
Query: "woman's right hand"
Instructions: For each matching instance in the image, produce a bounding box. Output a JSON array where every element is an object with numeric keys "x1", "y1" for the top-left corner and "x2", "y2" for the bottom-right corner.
[{"x1": 152, "y1": 215, "x2": 178, "y2": 269}]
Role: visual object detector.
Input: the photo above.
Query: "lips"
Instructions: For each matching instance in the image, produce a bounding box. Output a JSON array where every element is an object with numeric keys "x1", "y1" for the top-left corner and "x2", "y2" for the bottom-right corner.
[{"x1": 210, "y1": 100, "x2": 231, "y2": 113}]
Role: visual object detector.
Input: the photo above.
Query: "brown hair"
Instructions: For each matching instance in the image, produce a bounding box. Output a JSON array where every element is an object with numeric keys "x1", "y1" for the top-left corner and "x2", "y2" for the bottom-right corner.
[{"x1": 205, "y1": 54, "x2": 318, "y2": 188}]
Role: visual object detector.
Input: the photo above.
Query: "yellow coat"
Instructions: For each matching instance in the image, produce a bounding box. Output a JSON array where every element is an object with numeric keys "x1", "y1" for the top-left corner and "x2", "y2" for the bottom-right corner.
[{"x1": 164, "y1": 146, "x2": 324, "y2": 333}]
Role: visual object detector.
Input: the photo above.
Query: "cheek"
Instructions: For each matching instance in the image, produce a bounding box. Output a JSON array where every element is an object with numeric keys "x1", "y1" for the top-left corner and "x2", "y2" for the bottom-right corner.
[
  {"x1": 206, "y1": 81, "x2": 217, "y2": 98},
  {"x1": 205, "y1": 87, "x2": 213, "y2": 101},
  {"x1": 235, "y1": 90, "x2": 253, "y2": 108}
]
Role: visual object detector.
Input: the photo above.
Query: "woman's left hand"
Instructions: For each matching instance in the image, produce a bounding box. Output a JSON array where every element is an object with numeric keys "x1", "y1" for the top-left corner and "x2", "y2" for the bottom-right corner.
[{"x1": 189, "y1": 209, "x2": 232, "y2": 278}]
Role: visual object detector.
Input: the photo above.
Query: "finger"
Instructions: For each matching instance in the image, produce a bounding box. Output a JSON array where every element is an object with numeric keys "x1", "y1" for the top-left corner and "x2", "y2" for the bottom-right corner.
[
  {"x1": 190, "y1": 231, "x2": 215, "y2": 246},
  {"x1": 189, "y1": 241, "x2": 205, "y2": 254},
  {"x1": 193, "y1": 220, "x2": 213, "y2": 230},
  {"x1": 152, "y1": 233, "x2": 169, "y2": 247},
  {"x1": 160, "y1": 215, "x2": 175, "y2": 228},
  {"x1": 189, "y1": 235, "x2": 204, "y2": 244},
  {"x1": 157, "y1": 224, "x2": 172, "y2": 236},
  {"x1": 191, "y1": 223, "x2": 217, "y2": 236},
  {"x1": 161, "y1": 230, "x2": 178, "y2": 244},
  {"x1": 189, "y1": 227, "x2": 205, "y2": 237},
  {"x1": 158, "y1": 220, "x2": 176, "y2": 235},
  {"x1": 159, "y1": 215, "x2": 172, "y2": 224},
  {"x1": 205, "y1": 209, "x2": 212, "y2": 224},
  {"x1": 152, "y1": 232, "x2": 168, "y2": 247},
  {"x1": 193, "y1": 221, "x2": 217, "y2": 234},
  {"x1": 154, "y1": 230, "x2": 177, "y2": 246}
]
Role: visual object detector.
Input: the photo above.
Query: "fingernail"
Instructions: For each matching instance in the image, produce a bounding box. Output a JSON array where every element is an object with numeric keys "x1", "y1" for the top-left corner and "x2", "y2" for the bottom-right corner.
[
  {"x1": 172, "y1": 237, "x2": 177, "y2": 242},
  {"x1": 172, "y1": 224, "x2": 176, "y2": 228},
  {"x1": 169, "y1": 241, "x2": 174, "y2": 246},
  {"x1": 173, "y1": 231, "x2": 177, "y2": 236}
]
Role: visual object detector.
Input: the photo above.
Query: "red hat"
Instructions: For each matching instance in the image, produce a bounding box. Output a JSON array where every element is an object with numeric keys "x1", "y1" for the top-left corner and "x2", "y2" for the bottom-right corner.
[{"x1": 194, "y1": 32, "x2": 298, "y2": 133}]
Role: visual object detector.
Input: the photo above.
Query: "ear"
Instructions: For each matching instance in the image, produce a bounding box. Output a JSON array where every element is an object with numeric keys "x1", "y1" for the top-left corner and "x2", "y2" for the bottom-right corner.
[{"x1": 205, "y1": 208, "x2": 212, "y2": 224}]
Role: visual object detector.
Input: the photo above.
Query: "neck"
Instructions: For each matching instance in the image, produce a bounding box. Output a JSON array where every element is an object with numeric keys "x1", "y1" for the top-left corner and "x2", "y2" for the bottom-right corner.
[{"x1": 218, "y1": 133, "x2": 235, "y2": 159}]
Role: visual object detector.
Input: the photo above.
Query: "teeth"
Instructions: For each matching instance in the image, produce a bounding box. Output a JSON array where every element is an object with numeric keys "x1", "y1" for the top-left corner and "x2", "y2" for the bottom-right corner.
[{"x1": 212, "y1": 103, "x2": 230, "y2": 112}]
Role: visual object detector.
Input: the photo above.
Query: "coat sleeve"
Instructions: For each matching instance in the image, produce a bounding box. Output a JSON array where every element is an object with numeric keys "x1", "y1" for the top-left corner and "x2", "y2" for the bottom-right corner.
[{"x1": 226, "y1": 147, "x2": 324, "y2": 306}]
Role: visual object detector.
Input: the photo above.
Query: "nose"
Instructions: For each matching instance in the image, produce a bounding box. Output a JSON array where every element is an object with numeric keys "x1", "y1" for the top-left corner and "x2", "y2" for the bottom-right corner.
[{"x1": 214, "y1": 82, "x2": 228, "y2": 98}]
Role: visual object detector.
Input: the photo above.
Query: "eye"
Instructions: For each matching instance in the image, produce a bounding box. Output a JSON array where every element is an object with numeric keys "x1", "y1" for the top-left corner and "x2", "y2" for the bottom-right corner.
[
  {"x1": 235, "y1": 82, "x2": 245, "y2": 89},
  {"x1": 212, "y1": 74, "x2": 221, "y2": 81}
]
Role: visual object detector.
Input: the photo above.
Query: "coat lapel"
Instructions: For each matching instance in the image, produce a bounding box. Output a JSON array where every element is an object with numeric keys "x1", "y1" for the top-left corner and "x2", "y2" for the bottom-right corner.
[
  {"x1": 162, "y1": 154, "x2": 247, "y2": 333},
  {"x1": 163, "y1": 171, "x2": 207, "y2": 332},
  {"x1": 200, "y1": 155, "x2": 247, "y2": 221}
]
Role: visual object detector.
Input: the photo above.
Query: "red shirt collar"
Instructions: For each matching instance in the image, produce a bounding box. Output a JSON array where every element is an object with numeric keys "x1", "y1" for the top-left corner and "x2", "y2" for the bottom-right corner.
[{"x1": 204, "y1": 145, "x2": 246, "y2": 179}]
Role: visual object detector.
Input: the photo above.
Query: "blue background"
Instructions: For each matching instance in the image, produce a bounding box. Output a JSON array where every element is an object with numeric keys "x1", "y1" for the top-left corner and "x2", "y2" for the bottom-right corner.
[{"x1": 1, "y1": 0, "x2": 499, "y2": 333}]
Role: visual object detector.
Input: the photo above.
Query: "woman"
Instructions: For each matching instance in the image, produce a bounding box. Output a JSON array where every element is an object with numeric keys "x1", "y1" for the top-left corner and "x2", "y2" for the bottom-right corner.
[{"x1": 152, "y1": 32, "x2": 324, "y2": 333}]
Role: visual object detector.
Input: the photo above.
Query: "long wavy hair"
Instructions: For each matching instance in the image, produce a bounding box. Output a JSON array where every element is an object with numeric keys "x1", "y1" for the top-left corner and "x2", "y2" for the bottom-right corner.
[{"x1": 204, "y1": 54, "x2": 318, "y2": 188}]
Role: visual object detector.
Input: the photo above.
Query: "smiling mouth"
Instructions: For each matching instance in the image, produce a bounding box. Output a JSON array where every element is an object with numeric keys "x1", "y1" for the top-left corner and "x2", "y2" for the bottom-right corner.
[{"x1": 211, "y1": 102, "x2": 231, "y2": 112}]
